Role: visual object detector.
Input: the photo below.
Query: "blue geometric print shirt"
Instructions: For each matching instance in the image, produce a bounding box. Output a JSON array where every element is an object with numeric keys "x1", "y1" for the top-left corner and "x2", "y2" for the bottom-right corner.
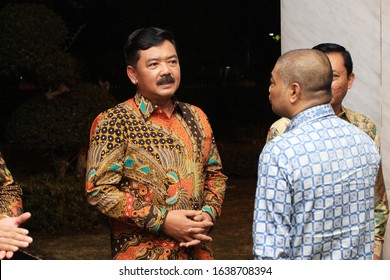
[{"x1": 253, "y1": 104, "x2": 380, "y2": 259}]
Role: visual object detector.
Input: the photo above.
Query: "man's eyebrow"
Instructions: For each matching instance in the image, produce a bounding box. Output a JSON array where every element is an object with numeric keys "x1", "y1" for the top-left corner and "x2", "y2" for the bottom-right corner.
[
  {"x1": 146, "y1": 54, "x2": 178, "y2": 63},
  {"x1": 165, "y1": 54, "x2": 179, "y2": 61}
]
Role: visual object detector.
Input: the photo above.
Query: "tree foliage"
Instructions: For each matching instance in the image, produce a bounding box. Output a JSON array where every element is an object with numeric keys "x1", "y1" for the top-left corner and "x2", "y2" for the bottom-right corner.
[
  {"x1": 0, "y1": 3, "x2": 77, "y2": 90},
  {"x1": 6, "y1": 83, "x2": 117, "y2": 158},
  {"x1": 20, "y1": 173, "x2": 108, "y2": 234}
]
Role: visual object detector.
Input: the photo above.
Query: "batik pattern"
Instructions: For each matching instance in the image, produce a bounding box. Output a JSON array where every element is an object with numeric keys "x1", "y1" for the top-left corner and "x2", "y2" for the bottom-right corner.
[
  {"x1": 86, "y1": 92, "x2": 227, "y2": 260},
  {"x1": 0, "y1": 152, "x2": 23, "y2": 218}
]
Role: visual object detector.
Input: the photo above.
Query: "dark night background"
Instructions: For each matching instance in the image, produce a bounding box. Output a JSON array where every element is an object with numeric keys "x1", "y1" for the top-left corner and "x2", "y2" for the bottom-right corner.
[
  {"x1": 0, "y1": 0, "x2": 281, "y2": 176},
  {"x1": 0, "y1": 0, "x2": 281, "y2": 258},
  {"x1": 65, "y1": 0, "x2": 282, "y2": 132}
]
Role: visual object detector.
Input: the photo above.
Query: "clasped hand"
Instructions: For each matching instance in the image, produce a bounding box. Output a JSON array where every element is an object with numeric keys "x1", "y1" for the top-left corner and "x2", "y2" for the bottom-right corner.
[
  {"x1": 163, "y1": 210, "x2": 213, "y2": 248},
  {"x1": 0, "y1": 212, "x2": 33, "y2": 260}
]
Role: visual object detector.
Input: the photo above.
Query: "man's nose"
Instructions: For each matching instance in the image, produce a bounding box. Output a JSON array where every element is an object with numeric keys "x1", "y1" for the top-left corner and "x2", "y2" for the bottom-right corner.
[{"x1": 160, "y1": 62, "x2": 171, "y2": 75}]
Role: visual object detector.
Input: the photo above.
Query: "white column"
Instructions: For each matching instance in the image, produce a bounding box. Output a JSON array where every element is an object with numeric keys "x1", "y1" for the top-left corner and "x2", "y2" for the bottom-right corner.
[
  {"x1": 381, "y1": 0, "x2": 390, "y2": 260},
  {"x1": 281, "y1": 0, "x2": 390, "y2": 259}
]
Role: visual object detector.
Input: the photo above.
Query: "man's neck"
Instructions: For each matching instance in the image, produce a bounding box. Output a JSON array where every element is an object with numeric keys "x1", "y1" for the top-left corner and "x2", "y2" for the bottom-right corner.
[
  {"x1": 332, "y1": 104, "x2": 342, "y2": 116},
  {"x1": 158, "y1": 100, "x2": 174, "y2": 117}
]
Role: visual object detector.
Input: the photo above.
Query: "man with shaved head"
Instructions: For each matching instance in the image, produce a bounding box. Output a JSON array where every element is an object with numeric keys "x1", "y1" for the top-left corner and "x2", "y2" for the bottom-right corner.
[
  {"x1": 266, "y1": 43, "x2": 389, "y2": 259},
  {"x1": 253, "y1": 49, "x2": 381, "y2": 259}
]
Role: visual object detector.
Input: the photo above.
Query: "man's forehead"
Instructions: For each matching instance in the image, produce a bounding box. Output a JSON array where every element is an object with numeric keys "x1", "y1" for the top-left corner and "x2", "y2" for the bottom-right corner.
[
  {"x1": 139, "y1": 42, "x2": 177, "y2": 59},
  {"x1": 271, "y1": 64, "x2": 281, "y2": 76}
]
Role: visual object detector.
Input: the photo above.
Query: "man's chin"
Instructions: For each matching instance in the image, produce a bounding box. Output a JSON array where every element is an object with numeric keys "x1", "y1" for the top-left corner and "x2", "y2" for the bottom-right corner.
[{"x1": 156, "y1": 89, "x2": 176, "y2": 98}]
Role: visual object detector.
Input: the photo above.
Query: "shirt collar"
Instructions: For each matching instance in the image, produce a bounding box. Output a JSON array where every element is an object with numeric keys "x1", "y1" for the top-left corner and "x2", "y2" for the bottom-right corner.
[
  {"x1": 134, "y1": 92, "x2": 182, "y2": 120},
  {"x1": 286, "y1": 104, "x2": 335, "y2": 133},
  {"x1": 338, "y1": 105, "x2": 349, "y2": 121}
]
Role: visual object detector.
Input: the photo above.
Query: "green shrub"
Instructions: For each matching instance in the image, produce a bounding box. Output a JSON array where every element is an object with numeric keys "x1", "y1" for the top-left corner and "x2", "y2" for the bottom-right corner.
[
  {"x1": 6, "y1": 83, "x2": 117, "y2": 177},
  {"x1": 0, "y1": 3, "x2": 77, "y2": 89},
  {"x1": 19, "y1": 173, "x2": 108, "y2": 234},
  {"x1": 7, "y1": 83, "x2": 116, "y2": 155}
]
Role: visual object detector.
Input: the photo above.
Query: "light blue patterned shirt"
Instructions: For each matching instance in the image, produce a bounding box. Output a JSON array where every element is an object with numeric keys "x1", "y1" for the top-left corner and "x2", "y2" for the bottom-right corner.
[{"x1": 253, "y1": 104, "x2": 380, "y2": 260}]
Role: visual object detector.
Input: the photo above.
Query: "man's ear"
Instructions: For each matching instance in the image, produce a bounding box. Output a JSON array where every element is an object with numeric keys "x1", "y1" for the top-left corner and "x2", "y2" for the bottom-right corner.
[
  {"x1": 126, "y1": 66, "x2": 138, "y2": 85},
  {"x1": 289, "y1": 82, "x2": 301, "y2": 103},
  {"x1": 348, "y1": 72, "x2": 355, "y2": 89}
]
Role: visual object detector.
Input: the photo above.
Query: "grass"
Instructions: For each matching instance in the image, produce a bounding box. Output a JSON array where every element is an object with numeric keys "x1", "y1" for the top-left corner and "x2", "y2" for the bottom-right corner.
[
  {"x1": 22, "y1": 177, "x2": 257, "y2": 260},
  {"x1": 25, "y1": 227, "x2": 111, "y2": 260}
]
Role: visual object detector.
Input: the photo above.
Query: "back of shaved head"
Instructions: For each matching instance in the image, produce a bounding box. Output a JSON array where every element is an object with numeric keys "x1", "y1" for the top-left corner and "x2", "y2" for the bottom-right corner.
[{"x1": 276, "y1": 49, "x2": 333, "y2": 99}]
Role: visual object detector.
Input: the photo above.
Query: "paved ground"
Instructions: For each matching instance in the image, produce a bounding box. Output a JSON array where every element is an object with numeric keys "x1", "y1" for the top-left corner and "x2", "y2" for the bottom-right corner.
[{"x1": 211, "y1": 177, "x2": 257, "y2": 259}]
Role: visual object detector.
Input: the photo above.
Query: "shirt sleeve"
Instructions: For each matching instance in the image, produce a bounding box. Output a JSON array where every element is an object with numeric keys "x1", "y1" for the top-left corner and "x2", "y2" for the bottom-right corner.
[
  {"x1": 370, "y1": 128, "x2": 389, "y2": 259},
  {"x1": 196, "y1": 109, "x2": 227, "y2": 222},
  {"x1": 0, "y1": 153, "x2": 23, "y2": 218},
  {"x1": 373, "y1": 161, "x2": 389, "y2": 259},
  {"x1": 253, "y1": 142, "x2": 293, "y2": 259},
  {"x1": 342, "y1": 107, "x2": 388, "y2": 259},
  {"x1": 85, "y1": 113, "x2": 167, "y2": 234},
  {"x1": 201, "y1": 135, "x2": 227, "y2": 222}
]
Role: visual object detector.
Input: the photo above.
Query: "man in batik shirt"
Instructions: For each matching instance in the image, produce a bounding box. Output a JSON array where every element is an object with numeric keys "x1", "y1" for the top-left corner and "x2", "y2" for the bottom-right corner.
[
  {"x1": 86, "y1": 27, "x2": 227, "y2": 260},
  {"x1": 0, "y1": 152, "x2": 32, "y2": 259},
  {"x1": 266, "y1": 43, "x2": 389, "y2": 259}
]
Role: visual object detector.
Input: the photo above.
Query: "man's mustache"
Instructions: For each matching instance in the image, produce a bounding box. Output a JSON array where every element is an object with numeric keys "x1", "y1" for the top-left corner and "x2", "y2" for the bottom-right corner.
[{"x1": 156, "y1": 75, "x2": 175, "y2": 86}]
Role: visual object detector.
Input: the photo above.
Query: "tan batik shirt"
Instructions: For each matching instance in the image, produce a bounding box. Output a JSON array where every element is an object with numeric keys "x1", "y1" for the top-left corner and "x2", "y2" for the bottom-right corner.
[
  {"x1": 86, "y1": 93, "x2": 227, "y2": 260},
  {"x1": 0, "y1": 152, "x2": 23, "y2": 218}
]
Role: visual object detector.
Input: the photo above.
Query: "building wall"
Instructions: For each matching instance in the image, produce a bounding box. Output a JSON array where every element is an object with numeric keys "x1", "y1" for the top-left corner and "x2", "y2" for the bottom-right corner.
[{"x1": 281, "y1": 0, "x2": 390, "y2": 259}]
